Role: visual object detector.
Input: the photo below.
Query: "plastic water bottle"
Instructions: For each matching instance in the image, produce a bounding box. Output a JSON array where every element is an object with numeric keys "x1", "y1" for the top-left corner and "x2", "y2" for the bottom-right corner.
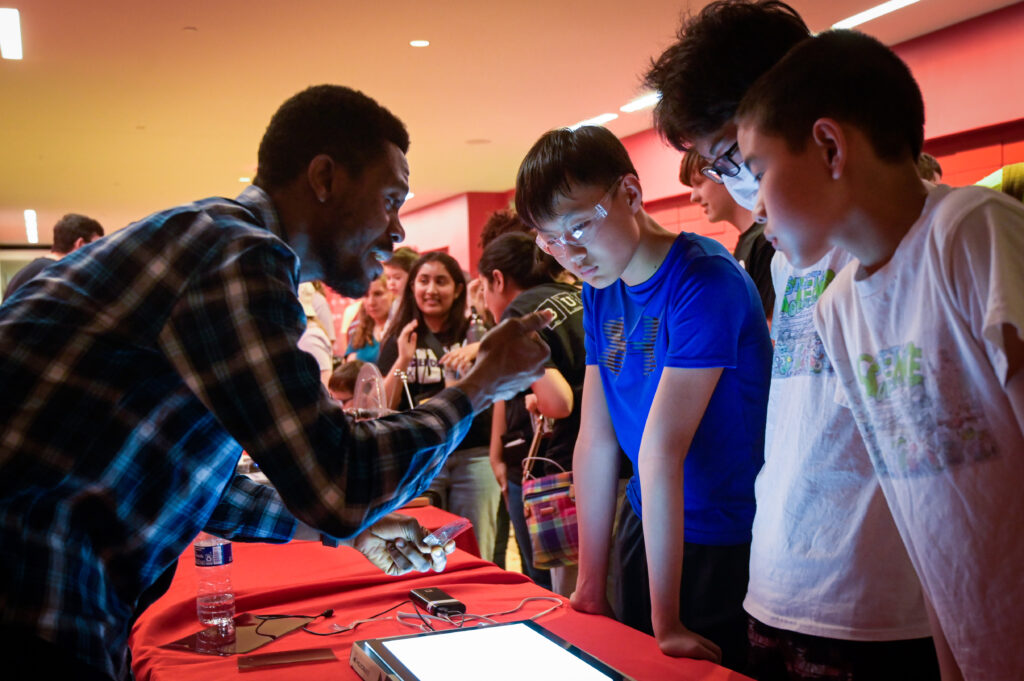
[
  {"x1": 194, "y1": 532, "x2": 235, "y2": 627},
  {"x1": 466, "y1": 310, "x2": 487, "y2": 343}
]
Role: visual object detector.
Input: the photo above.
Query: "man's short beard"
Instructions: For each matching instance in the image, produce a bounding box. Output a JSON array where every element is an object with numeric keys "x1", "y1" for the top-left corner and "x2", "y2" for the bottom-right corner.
[{"x1": 324, "y1": 272, "x2": 370, "y2": 298}]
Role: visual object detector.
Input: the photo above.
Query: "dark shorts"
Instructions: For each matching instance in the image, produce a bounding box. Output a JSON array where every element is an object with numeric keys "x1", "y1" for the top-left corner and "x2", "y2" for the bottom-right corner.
[
  {"x1": 746, "y1": 616, "x2": 941, "y2": 681},
  {"x1": 613, "y1": 502, "x2": 750, "y2": 672}
]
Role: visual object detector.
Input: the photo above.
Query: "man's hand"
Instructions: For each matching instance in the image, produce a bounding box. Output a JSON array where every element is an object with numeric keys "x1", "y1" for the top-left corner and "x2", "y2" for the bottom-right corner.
[
  {"x1": 457, "y1": 310, "x2": 553, "y2": 411},
  {"x1": 350, "y1": 513, "x2": 455, "y2": 576},
  {"x1": 655, "y1": 623, "x2": 722, "y2": 663}
]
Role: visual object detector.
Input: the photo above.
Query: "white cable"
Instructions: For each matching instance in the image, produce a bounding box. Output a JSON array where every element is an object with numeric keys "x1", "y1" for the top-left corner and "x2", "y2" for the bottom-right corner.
[{"x1": 330, "y1": 595, "x2": 567, "y2": 635}]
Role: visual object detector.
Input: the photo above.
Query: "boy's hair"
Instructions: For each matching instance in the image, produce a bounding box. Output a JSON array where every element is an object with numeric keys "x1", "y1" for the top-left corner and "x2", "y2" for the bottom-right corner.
[
  {"x1": 386, "y1": 246, "x2": 419, "y2": 273},
  {"x1": 255, "y1": 84, "x2": 409, "y2": 190},
  {"x1": 328, "y1": 359, "x2": 365, "y2": 395},
  {"x1": 737, "y1": 30, "x2": 925, "y2": 163},
  {"x1": 52, "y1": 213, "x2": 104, "y2": 254},
  {"x1": 479, "y1": 208, "x2": 530, "y2": 250},
  {"x1": 644, "y1": 0, "x2": 810, "y2": 151},
  {"x1": 916, "y1": 152, "x2": 942, "y2": 182},
  {"x1": 515, "y1": 126, "x2": 637, "y2": 229},
  {"x1": 679, "y1": 149, "x2": 706, "y2": 187}
]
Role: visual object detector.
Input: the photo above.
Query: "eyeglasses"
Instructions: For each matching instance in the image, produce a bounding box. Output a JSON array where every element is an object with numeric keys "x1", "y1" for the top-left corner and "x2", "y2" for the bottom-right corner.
[
  {"x1": 535, "y1": 177, "x2": 623, "y2": 257},
  {"x1": 700, "y1": 141, "x2": 742, "y2": 185}
]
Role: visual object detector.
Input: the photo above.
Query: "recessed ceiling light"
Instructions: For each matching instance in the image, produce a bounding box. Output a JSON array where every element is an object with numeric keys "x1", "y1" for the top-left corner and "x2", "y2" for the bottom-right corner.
[
  {"x1": 0, "y1": 8, "x2": 23, "y2": 60},
  {"x1": 24, "y1": 209, "x2": 38, "y2": 243},
  {"x1": 409, "y1": 40, "x2": 430, "y2": 47},
  {"x1": 239, "y1": 176, "x2": 251, "y2": 183},
  {"x1": 569, "y1": 113, "x2": 619, "y2": 130},
  {"x1": 832, "y1": 0, "x2": 920, "y2": 29},
  {"x1": 620, "y1": 92, "x2": 661, "y2": 113}
]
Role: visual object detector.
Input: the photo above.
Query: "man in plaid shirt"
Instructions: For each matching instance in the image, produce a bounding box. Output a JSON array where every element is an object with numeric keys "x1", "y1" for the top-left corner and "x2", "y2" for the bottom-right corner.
[{"x1": 0, "y1": 85, "x2": 550, "y2": 680}]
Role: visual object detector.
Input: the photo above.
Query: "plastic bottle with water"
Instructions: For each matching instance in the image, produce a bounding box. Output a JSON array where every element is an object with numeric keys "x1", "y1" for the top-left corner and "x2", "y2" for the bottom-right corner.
[
  {"x1": 466, "y1": 310, "x2": 487, "y2": 343},
  {"x1": 194, "y1": 532, "x2": 235, "y2": 627}
]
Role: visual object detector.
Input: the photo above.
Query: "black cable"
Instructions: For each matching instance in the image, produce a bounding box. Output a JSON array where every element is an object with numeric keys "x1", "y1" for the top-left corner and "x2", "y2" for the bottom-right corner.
[
  {"x1": 301, "y1": 599, "x2": 412, "y2": 637},
  {"x1": 410, "y1": 598, "x2": 436, "y2": 631},
  {"x1": 253, "y1": 609, "x2": 333, "y2": 639}
]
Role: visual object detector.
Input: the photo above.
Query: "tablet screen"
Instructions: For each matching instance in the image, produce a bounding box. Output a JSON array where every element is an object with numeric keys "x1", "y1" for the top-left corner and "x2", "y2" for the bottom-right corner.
[{"x1": 374, "y1": 621, "x2": 627, "y2": 681}]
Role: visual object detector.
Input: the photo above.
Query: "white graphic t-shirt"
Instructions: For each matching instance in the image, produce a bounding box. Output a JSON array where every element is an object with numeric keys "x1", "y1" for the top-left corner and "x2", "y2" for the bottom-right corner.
[
  {"x1": 745, "y1": 248, "x2": 929, "y2": 641},
  {"x1": 815, "y1": 184, "x2": 1024, "y2": 679}
]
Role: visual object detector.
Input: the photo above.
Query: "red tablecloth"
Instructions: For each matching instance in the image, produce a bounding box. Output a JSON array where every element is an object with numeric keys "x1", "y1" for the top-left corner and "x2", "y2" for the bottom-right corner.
[{"x1": 130, "y1": 507, "x2": 748, "y2": 681}]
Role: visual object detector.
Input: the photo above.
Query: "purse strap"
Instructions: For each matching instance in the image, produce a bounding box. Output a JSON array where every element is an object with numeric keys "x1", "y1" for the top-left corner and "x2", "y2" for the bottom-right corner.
[{"x1": 522, "y1": 414, "x2": 567, "y2": 481}]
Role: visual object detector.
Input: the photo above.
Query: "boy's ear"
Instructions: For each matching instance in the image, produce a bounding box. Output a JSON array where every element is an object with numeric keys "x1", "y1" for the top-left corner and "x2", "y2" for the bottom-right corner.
[
  {"x1": 811, "y1": 118, "x2": 847, "y2": 180},
  {"x1": 620, "y1": 174, "x2": 644, "y2": 213}
]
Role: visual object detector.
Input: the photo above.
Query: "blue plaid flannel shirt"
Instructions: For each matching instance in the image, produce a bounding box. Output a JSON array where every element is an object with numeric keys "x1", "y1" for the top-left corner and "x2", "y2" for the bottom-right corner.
[{"x1": 0, "y1": 186, "x2": 474, "y2": 678}]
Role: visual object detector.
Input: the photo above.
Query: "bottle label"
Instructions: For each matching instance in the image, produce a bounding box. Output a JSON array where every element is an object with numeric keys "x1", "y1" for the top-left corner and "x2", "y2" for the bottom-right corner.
[{"x1": 194, "y1": 542, "x2": 233, "y2": 567}]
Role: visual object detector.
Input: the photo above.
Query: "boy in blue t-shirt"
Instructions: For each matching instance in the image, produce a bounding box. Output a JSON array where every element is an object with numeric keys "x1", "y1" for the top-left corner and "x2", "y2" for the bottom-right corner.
[{"x1": 514, "y1": 125, "x2": 771, "y2": 670}]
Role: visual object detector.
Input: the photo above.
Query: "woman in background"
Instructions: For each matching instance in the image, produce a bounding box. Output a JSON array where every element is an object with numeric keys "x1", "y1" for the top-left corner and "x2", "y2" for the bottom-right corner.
[
  {"x1": 377, "y1": 252, "x2": 500, "y2": 561},
  {"x1": 478, "y1": 233, "x2": 585, "y2": 596},
  {"x1": 345, "y1": 274, "x2": 391, "y2": 364}
]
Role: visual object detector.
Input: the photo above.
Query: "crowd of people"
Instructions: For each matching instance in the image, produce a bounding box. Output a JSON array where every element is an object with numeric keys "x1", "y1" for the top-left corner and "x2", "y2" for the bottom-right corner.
[{"x1": 1, "y1": 2, "x2": 1022, "y2": 681}]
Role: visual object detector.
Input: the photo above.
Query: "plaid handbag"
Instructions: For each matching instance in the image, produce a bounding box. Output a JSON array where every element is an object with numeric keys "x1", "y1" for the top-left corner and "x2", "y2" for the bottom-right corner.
[{"x1": 521, "y1": 416, "x2": 579, "y2": 569}]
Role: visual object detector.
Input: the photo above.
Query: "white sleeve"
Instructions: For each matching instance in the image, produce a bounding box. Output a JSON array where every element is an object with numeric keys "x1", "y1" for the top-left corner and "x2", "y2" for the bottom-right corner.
[{"x1": 942, "y1": 192, "x2": 1024, "y2": 386}]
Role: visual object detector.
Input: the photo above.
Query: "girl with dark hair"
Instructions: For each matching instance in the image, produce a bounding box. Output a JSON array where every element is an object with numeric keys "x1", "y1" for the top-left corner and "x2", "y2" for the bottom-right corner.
[
  {"x1": 478, "y1": 233, "x2": 586, "y2": 596},
  {"x1": 377, "y1": 251, "x2": 499, "y2": 560}
]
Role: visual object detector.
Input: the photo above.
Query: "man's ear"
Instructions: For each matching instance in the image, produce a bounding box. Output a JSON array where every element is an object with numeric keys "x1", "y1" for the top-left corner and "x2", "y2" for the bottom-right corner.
[
  {"x1": 620, "y1": 174, "x2": 644, "y2": 214},
  {"x1": 307, "y1": 154, "x2": 340, "y2": 203},
  {"x1": 811, "y1": 118, "x2": 847, "y2": 180},
  {"x1": 72, "y1": 236, "x2": 87, "y2": 252}
]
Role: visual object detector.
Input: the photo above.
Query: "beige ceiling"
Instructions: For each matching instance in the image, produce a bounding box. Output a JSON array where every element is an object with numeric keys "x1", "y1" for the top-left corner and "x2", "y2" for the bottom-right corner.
[{"x1": 1, "y1": 0, "x2": 1017, "y2": 244}]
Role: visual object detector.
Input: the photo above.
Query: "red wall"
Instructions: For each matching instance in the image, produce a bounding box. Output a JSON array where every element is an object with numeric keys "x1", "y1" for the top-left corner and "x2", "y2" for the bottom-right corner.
[
  {"x1": 398, "y1": 191, "x2": 512, "y2": 276},
  {"x1": 400, "y1": 2, "x2": 1024, "y2": 264}
]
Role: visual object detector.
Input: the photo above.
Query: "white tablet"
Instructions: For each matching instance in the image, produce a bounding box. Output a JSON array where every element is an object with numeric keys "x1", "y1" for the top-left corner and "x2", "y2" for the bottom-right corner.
[{"x1": 351, "y1": 620, "x2": 633, "y2": 681}]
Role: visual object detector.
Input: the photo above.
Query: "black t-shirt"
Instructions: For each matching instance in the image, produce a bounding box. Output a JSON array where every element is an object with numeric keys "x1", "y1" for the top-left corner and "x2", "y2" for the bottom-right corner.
[
  {"x1": 378, "y1": 325, "x2": 491, "y2": 449},
  {"x1": 2, "y1": 257, "x2": 57, "y2": 302},
  {"x1": 733, "y1": 223, "x2": 776, "y2": 320},
  {"x1": 501, "y1": 282, "x2": 586, "y2": 476}
]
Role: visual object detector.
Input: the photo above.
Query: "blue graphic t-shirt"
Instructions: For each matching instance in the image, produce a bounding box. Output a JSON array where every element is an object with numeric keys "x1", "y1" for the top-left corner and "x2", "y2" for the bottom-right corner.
[{"x1": 583, "y1": 233, "x2": 772, "y2": 544}]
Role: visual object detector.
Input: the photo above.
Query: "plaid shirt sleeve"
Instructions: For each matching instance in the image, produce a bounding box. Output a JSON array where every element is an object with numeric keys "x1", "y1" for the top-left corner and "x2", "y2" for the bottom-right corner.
[
  {"x1": 157, "y1": 221, "x2": 475, "y2": 540},
  {"x1": 203, "y1": 474, "x2": 300, "y2": 542}
]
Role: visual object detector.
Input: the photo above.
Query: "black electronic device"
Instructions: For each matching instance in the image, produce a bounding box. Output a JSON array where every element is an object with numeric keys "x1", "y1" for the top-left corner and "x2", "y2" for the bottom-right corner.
[{"x1": 409, "y1": 587, "x2": 466, "y2": 616}]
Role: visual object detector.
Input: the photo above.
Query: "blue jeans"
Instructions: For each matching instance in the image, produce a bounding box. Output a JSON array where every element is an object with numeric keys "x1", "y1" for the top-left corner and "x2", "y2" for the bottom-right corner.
[
  {"x1": 427, "y1": 446, "x2": 501, "y2": 561},
  {"x1": 507, "y1": 480, "x2": 552, "y2": 589}
]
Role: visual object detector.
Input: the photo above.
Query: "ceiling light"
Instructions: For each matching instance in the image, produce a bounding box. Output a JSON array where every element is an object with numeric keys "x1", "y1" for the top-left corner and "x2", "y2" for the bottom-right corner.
[
  {"x1": 409, "y1": 40, "x2": 430, "y2": 47},
  {"x1": 569, "y1": 113, "x2": 619, "y2": 130},
  {"x1": 620, "y1": 92, "x2": 661, "y2": 113},
  {"x1": 0, "y1": 8, "x2": 23, "y2": 60},
  {"x1": 406, "y1": 192, "x2": 415, "y2": 200},
  {"x1": 239, "y1": 176, "x2": 251, "y2": 183},
  {"x1": 24, "y1": 209, "x2": 37, "y2": 243},
  {"x1": 832, "y1": 0, "x2": 921, "y2": 29}
]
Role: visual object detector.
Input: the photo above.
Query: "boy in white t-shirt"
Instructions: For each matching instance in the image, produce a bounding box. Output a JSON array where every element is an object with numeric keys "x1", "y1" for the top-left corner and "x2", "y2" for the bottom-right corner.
[
  {"x1": 646, "y1": 4, "x2": 936, "y2": 680},
  {"x1": 737, "y1": 29, "x2": 1024, "y2": 681}
]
